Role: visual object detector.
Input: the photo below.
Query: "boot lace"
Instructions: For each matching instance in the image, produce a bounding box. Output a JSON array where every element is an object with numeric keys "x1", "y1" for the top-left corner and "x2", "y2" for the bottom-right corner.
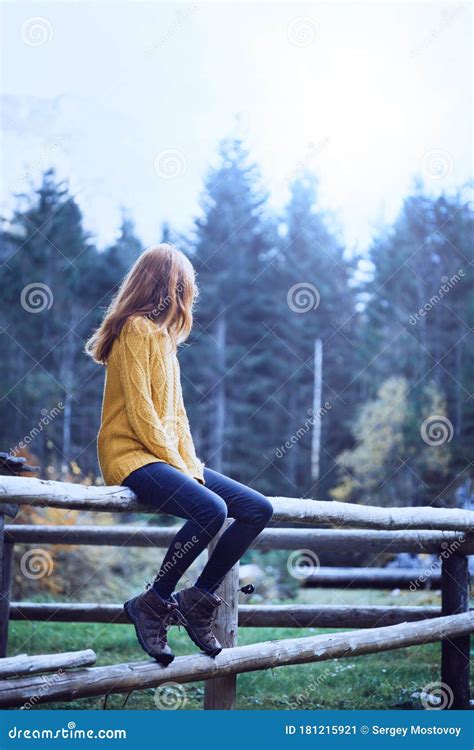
[
  {"x1": 156, "y1": 607, "x2": 180, "y2": 640},
  {"x1": 205, "y1": 602, "x2": 220, "y2": 636},
  {"x1": 143, "y1": 580, "x2": 182, "y2": 639}
]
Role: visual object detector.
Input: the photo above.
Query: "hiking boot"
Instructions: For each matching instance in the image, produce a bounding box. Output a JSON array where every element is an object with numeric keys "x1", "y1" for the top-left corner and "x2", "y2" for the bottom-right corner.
[
  {"x1": 124, "y1": 587, "x2": 178, "y2": 665},
  {"x1": 174, "y1": 586, "x2": 223, "y2": 657}
]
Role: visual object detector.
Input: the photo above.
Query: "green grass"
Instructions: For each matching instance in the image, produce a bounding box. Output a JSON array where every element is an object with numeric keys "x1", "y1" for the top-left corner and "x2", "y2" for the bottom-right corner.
[{"x1": 9, "y1": 588, "x2": 473, "y2": 711}]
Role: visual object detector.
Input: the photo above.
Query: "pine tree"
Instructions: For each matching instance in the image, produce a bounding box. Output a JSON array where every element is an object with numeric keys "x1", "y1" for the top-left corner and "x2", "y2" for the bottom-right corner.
[
  {"x1": 182, "y1": 138, "x2": 276, "y2": 486},
  {"x1": 357, "y1": 186, "x2": 473, "y2": 504},
  {"x1": 0, "y1": 170, "x2": 93, "y2": 472},
  {"x1": 267, "y1": 172, "x2": 359, "y2": 498}
]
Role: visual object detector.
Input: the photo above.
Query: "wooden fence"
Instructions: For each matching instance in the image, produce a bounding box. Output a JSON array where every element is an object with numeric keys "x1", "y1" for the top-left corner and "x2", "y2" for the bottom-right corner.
[{"x1": 0, "y1": 471, "x2": 472, "y2": 710}]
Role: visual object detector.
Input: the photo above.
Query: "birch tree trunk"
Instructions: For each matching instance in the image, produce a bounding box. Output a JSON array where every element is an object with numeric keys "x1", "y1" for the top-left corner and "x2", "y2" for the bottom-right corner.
[
  {"x1": 287, "y1": 388, "x2": 297, "y2": 486},
  {"x1": 311, "y1": 338, "x2": 323, "y2": 482},
  {"x1": 211, "y1": 314, "x2": 226, "y2": 473},
  {"x1": 60, "y1": 328, "x2": 76, "y2": 477}
]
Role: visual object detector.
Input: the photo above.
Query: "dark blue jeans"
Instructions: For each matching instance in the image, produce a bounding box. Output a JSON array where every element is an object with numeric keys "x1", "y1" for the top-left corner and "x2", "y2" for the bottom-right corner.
[{"x1": 122, "y1": 462, "x2": 273, "y2": 597}]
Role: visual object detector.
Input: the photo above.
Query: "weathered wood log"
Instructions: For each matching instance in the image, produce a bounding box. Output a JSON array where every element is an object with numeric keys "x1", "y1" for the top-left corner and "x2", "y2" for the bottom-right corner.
[
  {"x1": 0, "y1": 514, "x2": 5, "y2": 646},
  {"x1": 10, "y1": 602, "x2": 129, "y2": 623},
  {"x1": 0, "y1": 612, "x2": 472, "y2": 707},
  {"x1": 204, "y1": 520, "x2": 239, "y2": 710},
  {"x1": 0, "y1": 649, "x2": 96, "y2": 678},
  {"x1": 0, "y1": 537, "x2": 13, "y2": 657},
  {"x1": 302, "y1": 567, "x2": 441, "y2": 589},
  {"x1": 0, "y1": 452, "x2": 39, "y2": 475},
  {"x1": 5, "y1": 524, "x2": 473, "y2": 554},
  {"x1": 238, "y1": 604, "x2": 445, "y2": 628},
  {"x1": 0, "y1": 452, "x2": 37, "y2": 517},
  {"x1": 1, "y1": 476, "x2": 473, "y2": 530},
  {"x1": 269, "y1": 498, "x2": 474, "y2": 531},
  {"x1": 441, "y1": 554, "x2": 470, "y2": 709},
  {"x1": 254, "y1": 528, "x2": 473, "y2": 554},
  {"x1": 0, "y1": 477, "x2": 139, "y2": 513},
  {"x1": 8, "y1": 602, "x2": 448, "y2": 628}
]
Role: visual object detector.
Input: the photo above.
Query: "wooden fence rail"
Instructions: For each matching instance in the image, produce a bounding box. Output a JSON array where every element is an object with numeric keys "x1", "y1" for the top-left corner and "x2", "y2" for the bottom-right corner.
[
  {"x1": 0, "y1": 613, "x2": 472, "y2": 709},
  {"x1": 0, "y1": 650, "x2": 96, "y2": 679},
  {"x1": 0, "y1": 473, "x2": 472, "y2": 710},
  {"x1": 9, "y1": 602, "x2": 450, "y2": 628},
  {"x1": 5, "y1": 523, "x2": 474, "y2": 554},
  {"x1": 1, "y1": 476, "x2": 473, "y2": 530},
  {"x1": 301, "y1": 567, "x2": 442, "y2": 589}
]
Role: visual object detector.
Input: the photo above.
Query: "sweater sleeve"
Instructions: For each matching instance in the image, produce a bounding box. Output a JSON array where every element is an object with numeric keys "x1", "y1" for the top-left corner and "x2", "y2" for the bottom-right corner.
[
  {"x1": 116, "y1": 318, "x2": 192, "y2": 477},
  {"x1": 176, "y1": 383, "x2": 205, "y2": 483}
]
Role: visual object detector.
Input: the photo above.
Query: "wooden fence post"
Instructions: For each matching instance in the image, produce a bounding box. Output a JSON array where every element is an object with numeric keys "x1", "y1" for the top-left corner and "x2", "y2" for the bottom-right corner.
[
  {"x1": 203, "y1": 520, "x2": 239, "y2": 710},
  {"x1": 441, "y1": 553, "x2": 470, "y2": 709},
  {"x1": 0, "y1": 535, "x2": 14, "y2": 658},
  {"x1": 0, "y1": 451, "x2": 37, "y2": 656},
  {"x1": 0, "y1": 515, "x2": 8, "y2": 655}
]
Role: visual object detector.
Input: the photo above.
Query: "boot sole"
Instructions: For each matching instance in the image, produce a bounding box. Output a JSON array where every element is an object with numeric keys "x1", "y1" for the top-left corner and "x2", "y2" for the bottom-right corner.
[{"x1": 124, "y1": 598, "x2": 175, "y2": 666}]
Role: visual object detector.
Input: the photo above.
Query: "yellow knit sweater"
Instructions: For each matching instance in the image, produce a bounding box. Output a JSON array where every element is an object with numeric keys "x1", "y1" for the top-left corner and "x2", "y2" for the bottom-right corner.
[{"x1": 97, "y1": 315, "x2": 205, "y2": 486}]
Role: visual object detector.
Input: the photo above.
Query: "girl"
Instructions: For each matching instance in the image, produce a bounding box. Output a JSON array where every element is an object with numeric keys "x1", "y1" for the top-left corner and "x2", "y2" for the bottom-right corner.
[{"x1": 85, "y1": 244, "x2": 273, "y2": 665}]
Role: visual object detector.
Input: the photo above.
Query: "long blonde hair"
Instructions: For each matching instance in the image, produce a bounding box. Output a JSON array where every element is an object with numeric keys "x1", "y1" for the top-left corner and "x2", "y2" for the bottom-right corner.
[{"x1": 85, "y1": 244, "x2": 198, "y2": 365}]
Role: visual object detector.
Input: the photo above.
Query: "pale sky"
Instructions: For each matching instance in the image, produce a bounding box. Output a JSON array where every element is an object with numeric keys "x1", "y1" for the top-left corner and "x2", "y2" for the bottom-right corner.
[{"x1": 1, "y1": 1, "x2": 472, "y2": 252}]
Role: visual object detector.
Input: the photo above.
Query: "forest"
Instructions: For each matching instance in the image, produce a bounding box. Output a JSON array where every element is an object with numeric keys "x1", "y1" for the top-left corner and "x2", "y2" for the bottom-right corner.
[{"x1": 0, "y1": 138, "x2": 472, "y2": 508}]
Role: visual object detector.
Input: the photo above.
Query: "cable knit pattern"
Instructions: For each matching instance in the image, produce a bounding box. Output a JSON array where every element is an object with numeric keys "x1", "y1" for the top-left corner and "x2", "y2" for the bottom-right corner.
[{"x1": 97, "y1": 315, "x2": 204, "y2": 486}]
